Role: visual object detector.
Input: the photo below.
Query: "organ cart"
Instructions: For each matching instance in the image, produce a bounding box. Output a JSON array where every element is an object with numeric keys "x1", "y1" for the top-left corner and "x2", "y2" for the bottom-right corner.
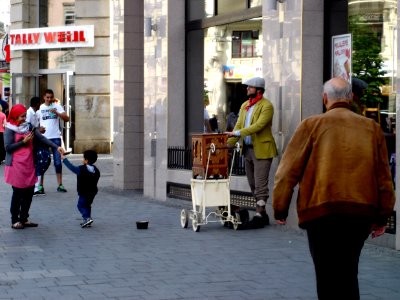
[{"x1": 180, "y1": 133, "x2": 241, "y2": 232}]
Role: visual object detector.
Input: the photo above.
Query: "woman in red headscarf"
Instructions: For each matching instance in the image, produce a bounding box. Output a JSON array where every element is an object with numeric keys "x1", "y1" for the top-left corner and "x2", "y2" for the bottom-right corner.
[{"x1": 4, "y1": 104, "x2": 64, "y2": 229}]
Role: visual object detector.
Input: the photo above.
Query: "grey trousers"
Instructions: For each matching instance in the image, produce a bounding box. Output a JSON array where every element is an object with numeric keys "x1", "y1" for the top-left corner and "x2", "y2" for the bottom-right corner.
[{"x1": 244, "y1": 147, "x2": 273, "y2": 202}]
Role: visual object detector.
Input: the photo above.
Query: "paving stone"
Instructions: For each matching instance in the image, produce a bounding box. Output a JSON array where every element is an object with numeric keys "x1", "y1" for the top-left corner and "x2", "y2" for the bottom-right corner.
[{"x1": 0, "y1": 155, "x2": 399, "y2": 299}]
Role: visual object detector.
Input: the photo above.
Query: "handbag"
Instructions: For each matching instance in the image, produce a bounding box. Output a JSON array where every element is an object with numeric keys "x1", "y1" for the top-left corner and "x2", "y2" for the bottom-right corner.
[{"x1": 34, "y1": 146, "x2": 51, "y2": 175}]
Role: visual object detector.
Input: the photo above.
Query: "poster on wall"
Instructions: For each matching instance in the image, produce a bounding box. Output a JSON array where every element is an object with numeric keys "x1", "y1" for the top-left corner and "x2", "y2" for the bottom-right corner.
[{"x1": 332, "y1": 34, "x2": 352, "y2": 83}]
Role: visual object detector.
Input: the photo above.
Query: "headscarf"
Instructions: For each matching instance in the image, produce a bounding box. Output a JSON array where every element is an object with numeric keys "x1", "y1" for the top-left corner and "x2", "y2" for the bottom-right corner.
[
  {"x1": 7, "y1": 104, "x2": 27, "y2": 125},
  {"x1": 6, "y1": 104, "x2": 30, "y2": 134}
]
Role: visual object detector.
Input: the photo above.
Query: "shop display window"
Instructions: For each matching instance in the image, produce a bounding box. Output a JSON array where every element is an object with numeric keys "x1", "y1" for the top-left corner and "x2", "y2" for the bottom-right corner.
[{"x1": 348, "y1": 0, "x2": 397, "y2": 187}]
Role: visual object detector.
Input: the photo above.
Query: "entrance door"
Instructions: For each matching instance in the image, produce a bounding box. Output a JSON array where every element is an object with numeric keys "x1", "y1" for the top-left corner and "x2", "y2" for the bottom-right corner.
[{"x1": 11, "y1": 70, "x2": 74, "y2": 152}]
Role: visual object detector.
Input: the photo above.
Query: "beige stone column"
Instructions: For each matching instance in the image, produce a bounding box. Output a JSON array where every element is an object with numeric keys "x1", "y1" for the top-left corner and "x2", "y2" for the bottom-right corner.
[{"x1": 74, "y1": 0, "x2": 111, "y2": 153}]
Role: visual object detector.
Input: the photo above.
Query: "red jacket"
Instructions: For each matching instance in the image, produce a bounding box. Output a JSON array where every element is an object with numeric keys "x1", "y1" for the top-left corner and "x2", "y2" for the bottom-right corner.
[{"x1": 273, "y1": 102, "x2": 395, "y2": 227}]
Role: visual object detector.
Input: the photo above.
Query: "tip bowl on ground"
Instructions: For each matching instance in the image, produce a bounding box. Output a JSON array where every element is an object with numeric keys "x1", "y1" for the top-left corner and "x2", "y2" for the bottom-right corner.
[{"x1": 136, "y1": 221, "x2": 149, "y2": 229}]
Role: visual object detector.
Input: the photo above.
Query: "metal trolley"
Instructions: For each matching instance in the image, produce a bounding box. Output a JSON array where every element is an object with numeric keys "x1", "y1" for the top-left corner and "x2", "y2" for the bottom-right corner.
[{"x1": 180, "y1": 142, "x2": 241, "y2": 232}]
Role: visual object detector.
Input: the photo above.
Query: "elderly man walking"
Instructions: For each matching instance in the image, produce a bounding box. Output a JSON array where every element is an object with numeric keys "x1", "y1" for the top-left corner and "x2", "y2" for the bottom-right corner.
[{"x1": 273, "y1": 77, "x2": 395, "y2": 300}]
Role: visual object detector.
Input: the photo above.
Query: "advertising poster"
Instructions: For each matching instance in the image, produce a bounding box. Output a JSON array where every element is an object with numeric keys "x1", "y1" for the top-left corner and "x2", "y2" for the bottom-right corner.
[{"x1": 332, "y1": 34, "x2": 352, "y2": 82}]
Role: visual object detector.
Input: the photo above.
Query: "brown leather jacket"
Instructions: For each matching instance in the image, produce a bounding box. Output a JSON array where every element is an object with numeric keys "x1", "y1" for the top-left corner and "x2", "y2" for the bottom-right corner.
[{"x1": 273, "y1": 102, "x2": 395, "y2": 227}]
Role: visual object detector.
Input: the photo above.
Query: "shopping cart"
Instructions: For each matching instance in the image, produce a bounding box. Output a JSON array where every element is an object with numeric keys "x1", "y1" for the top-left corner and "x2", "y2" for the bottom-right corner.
[{"x1": 180, "y1": 142, "x2": 241, "y2": 232}]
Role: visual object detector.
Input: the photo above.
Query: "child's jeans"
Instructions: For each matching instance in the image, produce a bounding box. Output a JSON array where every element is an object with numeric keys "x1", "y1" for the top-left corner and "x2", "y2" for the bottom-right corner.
[{"x1": 77, "y1": 195, "x2": 95, "y2": 219}]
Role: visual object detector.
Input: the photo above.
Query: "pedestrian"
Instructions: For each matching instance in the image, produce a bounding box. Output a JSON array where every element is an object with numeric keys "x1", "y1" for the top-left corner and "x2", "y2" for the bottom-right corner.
[
  {"x1": 0, "y1": 105, "x2": 7, "y2": 163},
  {"x1": 272, "y1": 77, "x2": 395, "y2": 300},
  {"x1": 26, "y1": 96, "x2": 41, "y2": 128},
  {"x1": 4, "y1": 104, "x2": 64, "y2": 229},
  {"x1": 27, "y1": 96, "x2": 52, "y2": 196},
  {"x1": 0, "y1": 94, "x2": 9, "y2": 116},
  {"x1": 62, "y1": 150, "x2": 100, "y2": 228},
  {"x1": 225, "y1": 76, "x2": 277, "y2": 222},
  {"x1": 37, "y1": 89, "x2": 70, "y2": 193},
  {"x1": 204, "y1": 96, "x2": 212, "y2": 133}
]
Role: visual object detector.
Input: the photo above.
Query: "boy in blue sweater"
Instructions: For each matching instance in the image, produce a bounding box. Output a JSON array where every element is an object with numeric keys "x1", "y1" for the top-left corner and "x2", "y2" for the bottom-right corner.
[{"x1": 62, "y1": 150, "x2": 100, "y2": 228}]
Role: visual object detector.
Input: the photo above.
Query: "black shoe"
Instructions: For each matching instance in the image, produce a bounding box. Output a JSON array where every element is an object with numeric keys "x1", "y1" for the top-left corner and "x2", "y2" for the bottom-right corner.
[
  {"x1": 57, "y1": 184, "x2": 67, "y2": 192},
  {"x1": 33, "y1": 186, "x2": 46, "y2": 196},
  {"x1": 80, "y1": 218, "x2": 93, "y2": 228}
]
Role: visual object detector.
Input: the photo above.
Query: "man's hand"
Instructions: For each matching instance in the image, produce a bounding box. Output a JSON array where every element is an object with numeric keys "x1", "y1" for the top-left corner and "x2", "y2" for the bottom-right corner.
[
  {"x1": 50, "y1": 108, "x2": 58, "y2": 115},
  {"x1": 39, "y1": 126, "x2": 46, "y2": 134},
  {"x1": 276, "y1": 219, "x2": 287, "y2": 225}
]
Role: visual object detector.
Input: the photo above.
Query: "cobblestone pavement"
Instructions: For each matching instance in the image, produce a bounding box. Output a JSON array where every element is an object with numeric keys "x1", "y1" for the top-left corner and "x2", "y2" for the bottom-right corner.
[{"x1": 0, "y1": 155, "x2": 399, "y2": 300}]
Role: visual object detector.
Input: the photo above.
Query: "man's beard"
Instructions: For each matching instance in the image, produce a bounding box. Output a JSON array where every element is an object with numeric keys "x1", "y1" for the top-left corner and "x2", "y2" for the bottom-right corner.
[{"x1": 248, "y1": 92, "x2": 257, "y2": 99}]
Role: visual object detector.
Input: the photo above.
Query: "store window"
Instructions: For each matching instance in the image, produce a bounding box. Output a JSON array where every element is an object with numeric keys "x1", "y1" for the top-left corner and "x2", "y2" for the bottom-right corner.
[
  {"x1": 347, "y1": 0, "x2": 397, "y2": 187},
  {"x1": 250, "y1": 0, "x2": 262, "y2": 7},
  {"x1": 39, "y1": 0, "x2": 76, "y2": 70},
  {"x1": 64, "y1": 4, "x2": 75, "y2": 25},
  {"x1": 186, "y1": 0, "x2": 262, "y2": 137},
  {"x1": 232, "y1": 30, "x2": 260, "y2": 58},
  {"x1": 204, "y1": 19, "x2": 262, "y2": 131},
  {"x1": 204, "y1": 0, "x2": 258, "y2": 18},
  {"x1": 217, "y1": 0, "x2": 247, "y2": 14}
]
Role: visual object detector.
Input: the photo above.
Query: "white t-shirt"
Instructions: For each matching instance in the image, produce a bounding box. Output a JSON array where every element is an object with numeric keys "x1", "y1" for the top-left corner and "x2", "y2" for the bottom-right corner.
[
  {"x1": 38, "y1": 103, "x2": 65, "y2": 139},
  {"x1": 26, "y1": 107, "x2": 40, "y2": 128}
]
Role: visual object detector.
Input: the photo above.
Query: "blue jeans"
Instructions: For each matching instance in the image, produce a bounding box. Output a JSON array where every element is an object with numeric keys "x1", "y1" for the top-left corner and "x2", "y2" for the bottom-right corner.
[
  {"x1": 77, "y1": 195, "x2": 95, "y2": 219},
  {"x1": 49, "y1": 138, "x2": 62, "y2": 174}
]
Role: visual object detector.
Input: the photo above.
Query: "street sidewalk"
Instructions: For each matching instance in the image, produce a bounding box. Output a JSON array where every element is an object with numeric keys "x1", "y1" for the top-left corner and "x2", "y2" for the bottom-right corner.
[{"x1": 0, "y1": 154, "x2": 399, "y2": 300}]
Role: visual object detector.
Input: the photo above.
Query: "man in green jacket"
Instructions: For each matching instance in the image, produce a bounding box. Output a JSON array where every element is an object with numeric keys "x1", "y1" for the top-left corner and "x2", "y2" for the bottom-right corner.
[
  {"x1": 226, "y1": 77, "x2": 277, "y2": 221},
  {"x1": 273, "y1": 77, "x2": 395, "y2": 299}
]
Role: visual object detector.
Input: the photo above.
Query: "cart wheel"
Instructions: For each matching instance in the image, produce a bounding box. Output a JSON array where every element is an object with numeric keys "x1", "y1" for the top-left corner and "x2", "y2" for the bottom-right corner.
[
  {"x1": 232, "y1": 212, "x2": 241, "y2": 230},
  {"x1": 219, "y1": 209, "x2": 228, "y2": 225},
  {"x1": 180, "y1": 209, "x2": 188, "y2": 228},
  {"x1": 192, "y1": 213, "x2": 201, "y2": 232}
]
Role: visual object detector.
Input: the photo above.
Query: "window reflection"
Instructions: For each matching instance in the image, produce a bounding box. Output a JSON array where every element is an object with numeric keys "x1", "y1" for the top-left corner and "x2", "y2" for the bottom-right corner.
[
  {"x1": 39, "y1": 0, "x2": 76, "y2": 70},
  {"x1": 204, "y1": 19, "x2": 262, "y2": 131},
  {"x1": 348, "y1": 0, "x2": 397, "y2": 188},
  {"x1": 217, "y1": 0, "x2": 247, "y2": 14},
  {"x1": 250, "y1": 0, "x2": 262, "y2": 7}
]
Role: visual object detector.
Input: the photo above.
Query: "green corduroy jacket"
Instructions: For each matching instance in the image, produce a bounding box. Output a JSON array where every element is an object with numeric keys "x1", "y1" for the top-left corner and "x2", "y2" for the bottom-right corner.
[{"x1": 227, "y1": 97, "x2": 278, "y2": 159}]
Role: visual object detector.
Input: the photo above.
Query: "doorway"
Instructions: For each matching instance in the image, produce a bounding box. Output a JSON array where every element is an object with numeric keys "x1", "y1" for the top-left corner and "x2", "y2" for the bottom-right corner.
[{"x1": 11, "y1": 70, "x2": 75, "y2": 152}]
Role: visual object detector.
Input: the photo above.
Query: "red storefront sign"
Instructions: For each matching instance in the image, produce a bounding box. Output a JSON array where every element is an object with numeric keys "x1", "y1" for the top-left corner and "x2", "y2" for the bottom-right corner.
[{"x1": 9, "y1": 25, "x2": 94, "y2": 50}]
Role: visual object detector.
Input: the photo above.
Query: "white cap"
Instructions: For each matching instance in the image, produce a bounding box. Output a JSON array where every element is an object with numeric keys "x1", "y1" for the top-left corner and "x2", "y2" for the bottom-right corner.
[
  {"x1": 256, "y1": 200, "x2": 266, "y2": 207},
  {"x1": 243, "y1": 77, "x2": 265, "y2": 89}
]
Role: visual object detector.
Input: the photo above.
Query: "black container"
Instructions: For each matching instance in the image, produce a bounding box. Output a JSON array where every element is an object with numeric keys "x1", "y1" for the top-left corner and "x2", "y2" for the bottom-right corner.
[{"x1": 136, "y1": 221, "x2": 149, "y2": 229}]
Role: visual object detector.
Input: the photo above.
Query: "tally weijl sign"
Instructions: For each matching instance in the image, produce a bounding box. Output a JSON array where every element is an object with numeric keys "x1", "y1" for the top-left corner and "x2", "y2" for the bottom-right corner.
[{"x1": 9, "y1": 25, "x2": 94, "y2": 50}]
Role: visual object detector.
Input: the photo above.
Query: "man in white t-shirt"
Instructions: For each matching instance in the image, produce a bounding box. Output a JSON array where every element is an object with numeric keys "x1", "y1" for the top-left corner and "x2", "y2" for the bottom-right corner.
[
  {"x1": 26, "y1": 96, "x2": 41, "y2": 128},
  {"x1": 37, "y1": 89, "x2": 70, "y2": 193}
]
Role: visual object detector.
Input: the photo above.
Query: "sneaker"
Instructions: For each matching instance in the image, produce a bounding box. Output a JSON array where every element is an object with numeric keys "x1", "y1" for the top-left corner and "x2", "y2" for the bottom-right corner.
[
  {"x1": 80, "y1": 218, "x2": 93, "y2": 228},
  {"x1": 57, "y1": 184, "x2": 67, "y2": 193},
  {"x1": 33, "y1": 186, "x2": 46, "y2": 196}
]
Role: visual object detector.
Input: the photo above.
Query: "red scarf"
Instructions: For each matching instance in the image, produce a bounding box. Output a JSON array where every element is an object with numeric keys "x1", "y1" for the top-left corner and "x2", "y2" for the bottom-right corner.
[{"x1": 245, "y1": 92, "x2": 263, "y2": 111}]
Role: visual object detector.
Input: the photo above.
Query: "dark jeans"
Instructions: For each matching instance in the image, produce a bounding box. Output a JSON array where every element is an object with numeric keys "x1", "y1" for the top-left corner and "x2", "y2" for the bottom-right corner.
[
  {"x1": 77, "y1": 195, "x2": 95, "y2": 219},
  {"x1": 10, "y1": 186, "x2": 34, "y2": 224},
  {"x1": 305, "y1": 214, "x2": 372, "y2": 300}
]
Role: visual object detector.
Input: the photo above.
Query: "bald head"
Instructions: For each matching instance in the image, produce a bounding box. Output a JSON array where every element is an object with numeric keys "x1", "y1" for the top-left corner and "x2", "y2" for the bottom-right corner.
[{"x1": 323, "y1": 77, "x2": 352, "y2": 109}]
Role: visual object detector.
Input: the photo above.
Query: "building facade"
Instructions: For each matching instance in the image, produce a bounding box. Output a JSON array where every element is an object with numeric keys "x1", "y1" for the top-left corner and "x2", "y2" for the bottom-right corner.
[{"x1": 6, "y1": 0, "x2": 400, "y2": 249}]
